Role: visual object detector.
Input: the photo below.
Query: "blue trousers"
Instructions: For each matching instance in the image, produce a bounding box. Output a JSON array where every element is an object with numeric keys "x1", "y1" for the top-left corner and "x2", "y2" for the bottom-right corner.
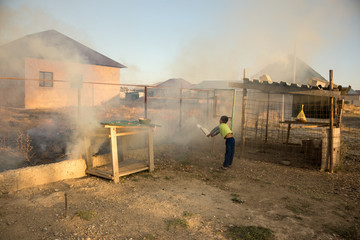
[{"x1": 223, "y1": 137, "x2": 235, "y2": 167}]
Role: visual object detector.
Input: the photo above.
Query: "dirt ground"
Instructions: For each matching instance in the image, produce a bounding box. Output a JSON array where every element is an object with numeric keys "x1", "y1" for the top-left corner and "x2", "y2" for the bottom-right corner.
[{"x1": 0, "y1": 106, "x2": 359, "y2": 240}]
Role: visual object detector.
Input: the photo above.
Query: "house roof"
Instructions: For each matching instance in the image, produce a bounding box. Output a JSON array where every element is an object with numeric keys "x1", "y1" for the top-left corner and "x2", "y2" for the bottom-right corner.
[
  {"x1": 154, "y1": 78, "x2": 193, "y2": 88},
  {"x1": 0, "y1": 29, "x2": 126, "y2": 68},
  {"x1": 347, "y1": 89, "x2": 359, "y2": 95},
  {"x1": 191, "y1": 80, "x2": 234, "y2": 90},
  {"x1": 252, "y1": 55, "x2": 327, "y2": 85}
]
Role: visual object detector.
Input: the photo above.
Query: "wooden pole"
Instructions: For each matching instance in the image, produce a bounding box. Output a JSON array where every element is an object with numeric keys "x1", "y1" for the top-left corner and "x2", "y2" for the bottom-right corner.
[
  {"x1": 231, "y1": 89, "x2": 236, "y2": 130},
  {"x1": 329, "y1": 70, "x2": 334, "y2": 173},
  {"x1": 240, "y1": 68, "x2": 247, "y2": 157},
  {"x1": 64, "y1": 192, "x2": 68, "y2": 218},
  {"x1": 265, "y1": 92, "x2": 270, "y2": 143},
  {"x1": 144, "y1": 86, "x2": 148, "y2": 119},
  {"x1": 255, "y1": 113, "x2": 259, "y2": 141}
]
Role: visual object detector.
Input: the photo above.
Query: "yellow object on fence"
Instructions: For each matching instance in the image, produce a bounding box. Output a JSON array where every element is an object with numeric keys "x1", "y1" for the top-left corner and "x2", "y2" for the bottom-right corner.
[{"x1": 296, "y1": 104, "x2": 307, "y2": 123}]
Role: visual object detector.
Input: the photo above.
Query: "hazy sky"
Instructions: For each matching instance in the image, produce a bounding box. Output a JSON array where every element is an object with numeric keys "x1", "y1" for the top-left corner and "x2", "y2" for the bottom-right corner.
[{"x1": 1, "y1": 0, "x2": 359, "y2": 89}]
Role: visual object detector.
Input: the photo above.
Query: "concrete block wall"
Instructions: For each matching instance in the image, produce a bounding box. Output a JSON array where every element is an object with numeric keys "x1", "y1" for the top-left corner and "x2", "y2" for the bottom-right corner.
[{"x1": 0, "y1": 159, "x2": 87, "y2": 193}]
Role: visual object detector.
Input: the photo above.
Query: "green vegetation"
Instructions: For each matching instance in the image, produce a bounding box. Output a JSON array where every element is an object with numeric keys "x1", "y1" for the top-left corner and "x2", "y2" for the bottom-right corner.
[
  {"x1": 182, "y1": 211, "x2": 195, "y2": 218},
  {"x1": 227, "y1": 225, "x2": 275, "y2": 240},
  {"x1": 166, "y1": 217, "x2": 189, "y2": 231},
  {"x1": 138, "y1": 233, "x2": 157, "y2": 240},
  {"x1": 140, "y1": 173, "x2": 157, "y2": 180},
  {"x1": 286, "y1": 202, "x2": 313, "y2": 216},
  {"x1": 231, "y1": 193, "x2": 245, "y2": 204},
  {"x1": 75, "y1": 209, "x2": 97, "y2": 221},
  {"x1": 324, "y1": 224, "x2": 359, "y2": 240}
]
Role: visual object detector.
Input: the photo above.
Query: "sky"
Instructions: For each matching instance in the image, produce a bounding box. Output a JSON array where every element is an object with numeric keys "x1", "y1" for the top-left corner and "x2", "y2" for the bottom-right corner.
[{"x1": 0, "y1": 0, "x2": 360, "y2": 89}]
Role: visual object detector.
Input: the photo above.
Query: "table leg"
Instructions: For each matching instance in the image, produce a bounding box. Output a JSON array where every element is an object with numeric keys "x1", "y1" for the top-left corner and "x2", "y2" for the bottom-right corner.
[{"x1": 110, "y1": 127, "x2": 119, "y2": 183}]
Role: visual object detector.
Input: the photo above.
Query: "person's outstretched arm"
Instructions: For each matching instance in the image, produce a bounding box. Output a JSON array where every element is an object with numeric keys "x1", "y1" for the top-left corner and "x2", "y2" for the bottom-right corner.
[{"x1": 207, "y1": 125, "x2": 219, "y2": 137}]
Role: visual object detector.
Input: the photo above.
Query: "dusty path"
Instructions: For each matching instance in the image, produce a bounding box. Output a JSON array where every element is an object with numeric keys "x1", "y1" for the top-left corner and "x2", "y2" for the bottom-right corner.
[{"x1": 1, "y1": 144, "x2": 359, "y2": 240}]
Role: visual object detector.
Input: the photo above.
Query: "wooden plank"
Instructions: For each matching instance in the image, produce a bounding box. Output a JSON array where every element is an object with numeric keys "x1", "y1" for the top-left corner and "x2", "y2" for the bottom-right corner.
[
  {"x1": 104, "y1": 125, "x2": 148, "y2": 129},
  {"x1": 279, "y1": 121, "x2": 330, "y2": 126},
  {"x1": 110, "y1": 127, "x2": 120, "y2": 183},
  {"x1": 86, "y1": 168, "x2": 113, "y2": 179},
  {"x1": 114, "y1": 131, "x2": 148, "y2": 137},
  {"x1": 83, "y1": 137, "x2": 93, "y2": 169},
  {"x1": 87, "y1": 160, "x2": 150, "y2": 178},
  {"x1": 148, "y1": 128, "x2": 154, "y2": 172},
  {"x1": 118, "y1": 163, "x2": 149, "y2": 177},
  {"x1": 229, "y1": 82, "x2": 244, "y2": 88},
  {"x1": 288, "y1": 89, "x2": 340, "y2": 98}
]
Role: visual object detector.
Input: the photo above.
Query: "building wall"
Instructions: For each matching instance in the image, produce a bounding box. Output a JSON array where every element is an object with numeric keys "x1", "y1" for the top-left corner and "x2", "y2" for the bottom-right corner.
[
  {"x1": 24, "y1": 58, "x2": 121, "y2": 108},
  {"x1": 0, "y1": 58, "x2": 25, "y2": 107},
  {"x1": 345, "y1": 95, "x2": 360, "y2": 106}
]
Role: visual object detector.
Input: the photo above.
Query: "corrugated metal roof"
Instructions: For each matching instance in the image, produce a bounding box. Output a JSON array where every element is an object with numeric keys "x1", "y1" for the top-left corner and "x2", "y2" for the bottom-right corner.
[
  {"x1": 230, "y1": 78, "x2": 341, "y2": 98},
  {"x1": 245, "y1": 78, "x2": 318, "y2": 90},
  {"x1": 0, "y1": 30, "x2": 126, "y2": 68}
]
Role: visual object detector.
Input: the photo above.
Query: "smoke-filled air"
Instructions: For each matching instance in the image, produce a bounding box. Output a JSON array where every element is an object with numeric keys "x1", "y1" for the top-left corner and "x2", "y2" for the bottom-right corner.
[{"x1": 0, "y1": 1, "x2": 360, "y2": 239}]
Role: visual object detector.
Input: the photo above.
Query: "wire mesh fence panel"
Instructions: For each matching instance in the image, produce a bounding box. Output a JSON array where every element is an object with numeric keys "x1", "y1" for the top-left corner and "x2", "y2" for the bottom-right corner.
[
  {"x1": 242, "y1": 90, "x2": 326, "y2": 150},
  {"x1": 0, "y1": 76, "x2": 356, "y2": 171}
]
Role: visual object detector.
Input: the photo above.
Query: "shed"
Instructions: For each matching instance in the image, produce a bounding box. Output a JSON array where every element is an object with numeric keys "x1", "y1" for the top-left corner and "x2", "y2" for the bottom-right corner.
[{"x1": 345, "y1": 89, "x2": 360, "y2": 106}]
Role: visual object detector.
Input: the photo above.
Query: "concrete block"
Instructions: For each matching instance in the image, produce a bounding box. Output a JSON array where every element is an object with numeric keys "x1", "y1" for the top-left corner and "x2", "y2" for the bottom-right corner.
[{"x1": 0, "y1": 159, "x2": 86, "y2": 193}]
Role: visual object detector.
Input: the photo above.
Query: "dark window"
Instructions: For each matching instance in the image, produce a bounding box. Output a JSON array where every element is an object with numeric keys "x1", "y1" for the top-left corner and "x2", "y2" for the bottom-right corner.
[{"x1": 39, "y1": 71, "x2": 53, "y2": 87}]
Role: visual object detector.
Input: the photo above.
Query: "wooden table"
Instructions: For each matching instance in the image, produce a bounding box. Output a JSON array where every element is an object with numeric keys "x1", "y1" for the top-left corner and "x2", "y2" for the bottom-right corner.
[{"x1": 84, "y1": 124, "x2": 154, "y2": 183}]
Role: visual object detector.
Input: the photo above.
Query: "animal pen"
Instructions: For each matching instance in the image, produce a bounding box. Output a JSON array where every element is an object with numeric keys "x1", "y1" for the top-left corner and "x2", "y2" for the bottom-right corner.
[{"x1": 230, "y1": 70, "x2": 344, "y2": 172}]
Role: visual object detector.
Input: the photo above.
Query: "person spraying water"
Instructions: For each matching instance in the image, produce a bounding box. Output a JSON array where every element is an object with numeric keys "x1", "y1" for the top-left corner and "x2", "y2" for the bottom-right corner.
[{"x1": 207, "y1": 115, "x2": 235, "y2": 170}]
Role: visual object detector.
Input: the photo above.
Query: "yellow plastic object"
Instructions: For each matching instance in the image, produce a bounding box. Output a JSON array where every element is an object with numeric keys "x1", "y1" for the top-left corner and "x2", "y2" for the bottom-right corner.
[{"x1": 296, "y1": 104, "x2": 307, "y2": 123}]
